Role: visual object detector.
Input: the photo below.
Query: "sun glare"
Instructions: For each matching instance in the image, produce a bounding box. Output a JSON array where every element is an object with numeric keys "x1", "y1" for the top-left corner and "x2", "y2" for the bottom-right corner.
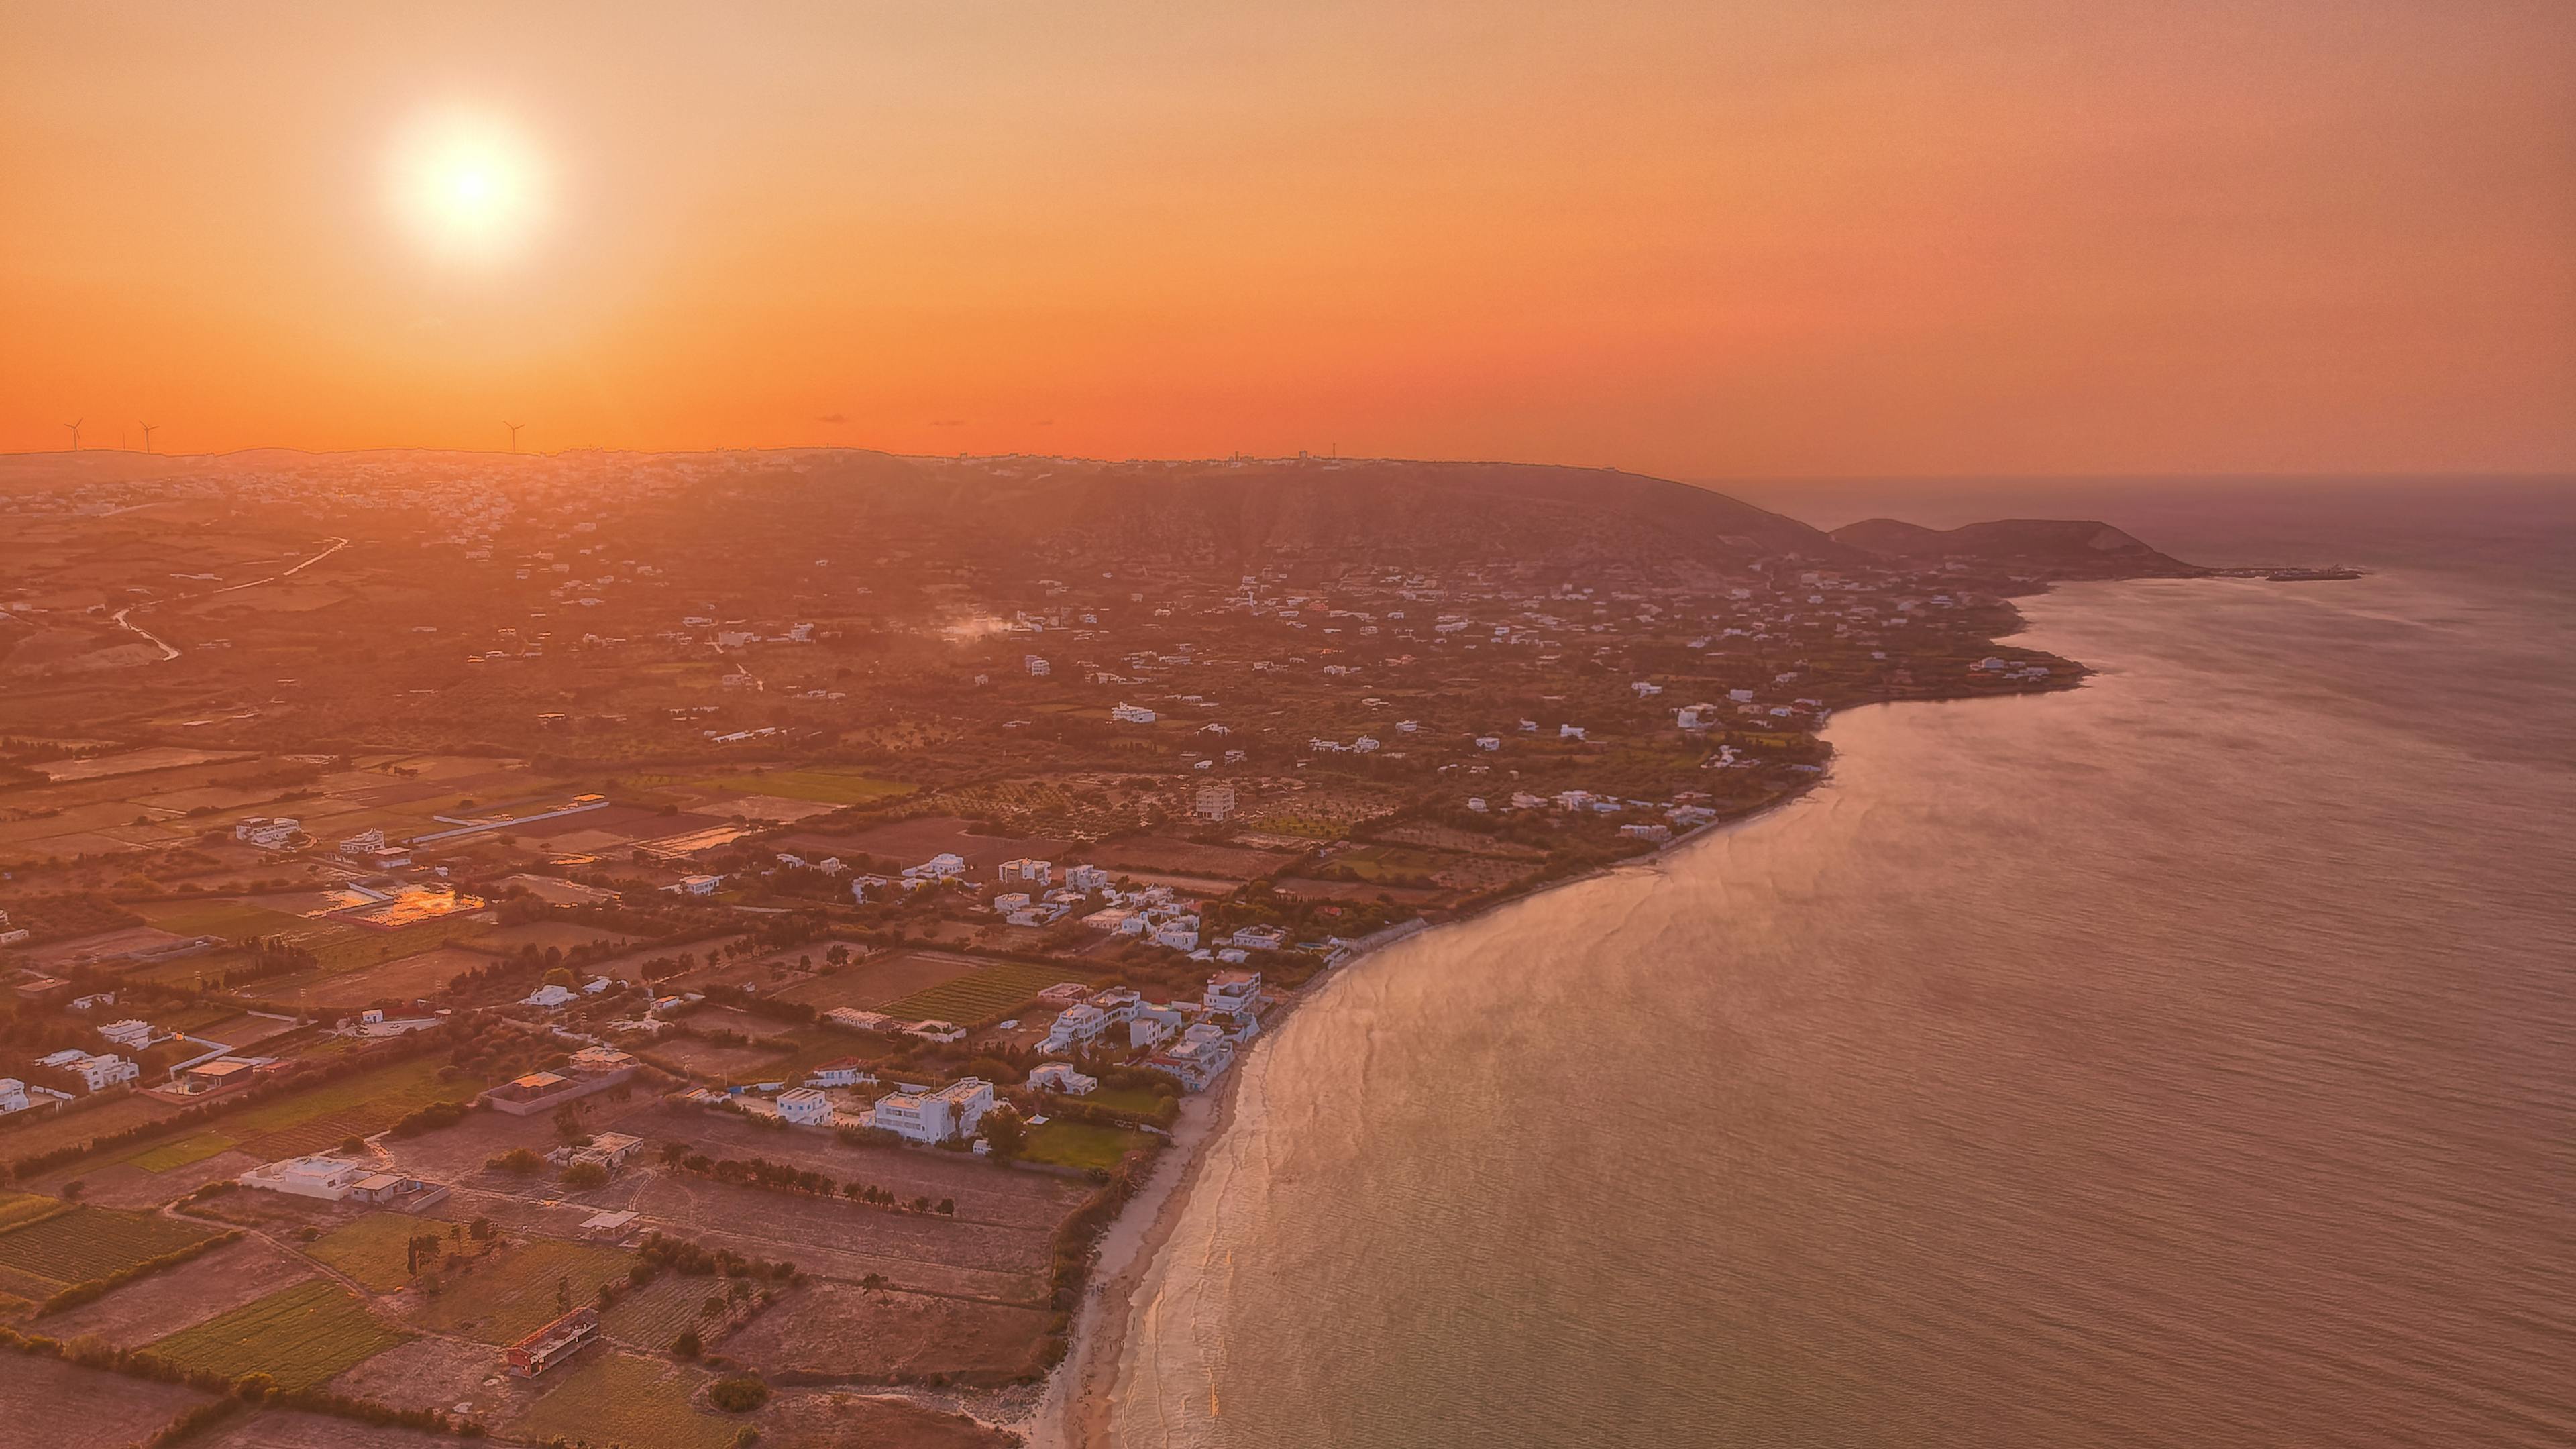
[{"x1": 384, "y1": 109, "x2": 548, "y2": 265}]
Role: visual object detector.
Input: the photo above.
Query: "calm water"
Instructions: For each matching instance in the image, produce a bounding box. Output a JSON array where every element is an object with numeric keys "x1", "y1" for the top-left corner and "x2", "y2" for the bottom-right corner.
[{"x1": 1107, "y1": 480, "x2": 2576, "y2": 1448}]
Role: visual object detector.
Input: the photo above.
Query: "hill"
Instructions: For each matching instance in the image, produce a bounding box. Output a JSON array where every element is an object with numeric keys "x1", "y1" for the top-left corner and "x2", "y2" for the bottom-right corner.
[{"x1": 1830, "y1": 517, "x2": 2202, "y2": 578}]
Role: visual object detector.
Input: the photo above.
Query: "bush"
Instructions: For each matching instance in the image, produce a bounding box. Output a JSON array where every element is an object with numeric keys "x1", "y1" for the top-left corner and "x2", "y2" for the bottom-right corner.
[
  {"x1": 672, "y1": 1328, "x2": 702, "y2": 1359},
  {"x1": 706, "y1": 1377, "x2": 770, "y2": 1413},
  {"x1": 559, "y1": 1161, "x2": 609, "y2": 1189},
  {"x1": 488, "y1": 1148, "x2": 543, "y2": 1174}
]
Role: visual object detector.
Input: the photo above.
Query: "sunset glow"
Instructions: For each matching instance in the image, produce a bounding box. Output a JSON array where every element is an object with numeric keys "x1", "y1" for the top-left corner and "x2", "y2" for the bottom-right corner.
[{"x1": 384, "y1": 109, "x2": 550, "y2": 266}]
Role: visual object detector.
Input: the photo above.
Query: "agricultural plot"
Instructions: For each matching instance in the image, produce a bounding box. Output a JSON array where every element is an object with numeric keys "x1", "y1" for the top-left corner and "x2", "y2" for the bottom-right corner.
[
  {"x1": 600, "y1": 1270, "x2": 735, "y2": 1349},
  {"x1": 125, "y1": 1132, "x2": 243, "y2": 1173},
  {"x1": 221, "y1": 1057, "x2": 480, "y2": 1159},
  {"x1": 0, "y1": 1094, "x2": 184, "y2": 1167},
  {"x1": 0, "y1": 1189, "x2": 69, "y2": 1232},
  {"x1": 0, "y1": 1353, "x2": 216, "y2": 1449},
  {"x1": 694, "y1": 765, "x2": 914, "y2": 806},
  {"x1": 506, "y1": 1350, "x2": 738, "y2": 1449},
  {"x1": 1020, "y1": 1120, "x2": 1159, "y2": 1173},
  {"x1": 407, "y1": 1234, "x2": 633, "y2": 1344},
  {"x1": 723, "y1": 1282, "x2": 1051, "y2": 1383},
  {"x1": 881, "y1": 961, "x2": 1104, "y2": 1026},
  {"x1": 148, "y1": 1278, "x2": 408, "y2": 1391},
  {"x1": 776, "y1": 949, "x2": 976, "y2": 1012},
  {"x1": 137, "y1": 898, "x2": 312, "y2": 940},
  {"x1": 0, "y1": 1203, "x2": 215, "y2": 1293},
  {"x1": 36, "y1": 1236, "x2": 317, "y2": 1348},
  {"x1": 305, "y1": 1213, "x2": 485, "y2": 1293},
  {"x1": 286, "y1": 945, "x2": 492, "y2": 1008}
]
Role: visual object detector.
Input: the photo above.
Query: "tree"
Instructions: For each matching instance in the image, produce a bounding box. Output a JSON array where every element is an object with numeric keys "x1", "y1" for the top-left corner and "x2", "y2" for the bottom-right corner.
[
  {"x1": 557, "y1": 1275, "x2": 572, "y2": 1311},
  {"x1": 979, "y1": 1105, "x2": 1027, "y2": 1159},
  {"x1": 706, "y1": 1377, "x2": 771, "y2": 1413},
  {"x1": 561, "y1": 1161, "x2": 609, "y2": 1189},
  {"x1": 672, "y1": 1328, "x2": 702, "y2": 1359},
  {"x1": 470, "y1": 1216, "x2": 494, "y2": 1240}
]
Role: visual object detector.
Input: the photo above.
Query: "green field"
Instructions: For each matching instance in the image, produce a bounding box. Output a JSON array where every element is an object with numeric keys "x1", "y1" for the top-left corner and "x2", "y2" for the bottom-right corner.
[
  {"x1": 138, "y1": 899, "x2": 313, "y2": 941},
  {"x1": 0, "y1": 1191, "x2": 70, "y2": 1234},
  {"x1": 507, "y1": 1349, "x2": 738, "y2": 1449},
  {"x1": 124, "y1": 1132, "x2": 243, "y2": 1173},
  {"x1": 305, "y1": 1213, "x2": 481, "y2": 1293},
  {"x1": 1070, "y1": 1086, "x2": 1177, "y2": 1121},
  {"x1": 148, "y1": 1279, "x2": 407, "y2": 1391},
  {"x1": 1022, "y1": 1120, "x2": 1160, "y2": 1172},
  {"x1": 412, "y1": 1235, "x2": 633, "y2": 1344},
  {"x1": 0, "y1": 1204, "x2": 215, "y2": 1288},
  {"x1": 221, "y1": 1057, "x2": 478, "y2": 1159},
  {"x1": 694, "y1": 766, "x2": 914, "y2": 806},
  {"x1": 600, "y1": 1271, "x2": 729, "y2": 1349},
  {"x1": 882, "y1": 961, "x2": 1102, "y2": 1026}
]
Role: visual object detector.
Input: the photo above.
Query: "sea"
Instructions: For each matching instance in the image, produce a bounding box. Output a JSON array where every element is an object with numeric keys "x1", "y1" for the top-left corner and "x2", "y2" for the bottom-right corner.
[{"x1": 1103, "y1": 478, "x2": 2576, "y2": 1448}]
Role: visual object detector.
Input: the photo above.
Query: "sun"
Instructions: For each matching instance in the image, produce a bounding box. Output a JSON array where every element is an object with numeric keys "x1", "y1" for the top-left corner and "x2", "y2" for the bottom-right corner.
[{"x1": 384, "y1": 108, "x2": 549, "y2": 265}]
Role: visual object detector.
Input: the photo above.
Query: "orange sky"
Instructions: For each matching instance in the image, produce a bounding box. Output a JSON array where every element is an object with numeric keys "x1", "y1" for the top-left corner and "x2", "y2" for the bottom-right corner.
[{"x1": 3, "y1": 2, "x2": 2571, "y2": 475}]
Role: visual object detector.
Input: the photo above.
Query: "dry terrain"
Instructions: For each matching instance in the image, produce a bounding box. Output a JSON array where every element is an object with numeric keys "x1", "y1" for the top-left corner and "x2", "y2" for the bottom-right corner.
[{"x1": 0, "y1": 1353, "x2": 217, "y2": 1448}]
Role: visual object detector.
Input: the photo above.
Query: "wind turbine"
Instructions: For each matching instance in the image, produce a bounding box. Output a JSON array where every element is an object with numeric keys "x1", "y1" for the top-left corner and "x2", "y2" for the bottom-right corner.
[
  {"x1": 503, "y1": 420, "x2": 524, "y2": 453},
  {"x1": 64, "y1": 419, "x2": 83, "y2": 451},
  {"x1": 140, "y1": 422, "x2": 158, "y2": 453}
]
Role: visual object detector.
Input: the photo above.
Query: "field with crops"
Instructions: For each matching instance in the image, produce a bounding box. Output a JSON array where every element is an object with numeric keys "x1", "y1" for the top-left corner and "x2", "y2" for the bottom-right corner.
[
  {"x1": 0, "y1": 1203, "x2": 215, "y2": 1291},
  {"x1": 600, "y1": 1271, "x2": 731, "y2": 1350},
  {"x1": 410, "y1": 1235, "x2": 633, "y2": 1344},
  {"x1": 881, "y1": 961, "x2": 1101, "y2": 1026},
  {"x1": 695, "y1": 766, "x2": 913, "y2": 806},
  {"x1": 219, "y1": 1057, "x2": 478, "y2": 1159},
  {"x1": 305, "y1": 1214, "x2": 489, "y2": 1293},
  {"x1": 1020, "y1": 1120, "x2": 1160, "y2": 1173},
  {"x1": 124, "y1": 1132, "x2": 244, "y2": 1173},
  {"x1": 0, "y1": 1190, "x2": 69, "y2": 1233},
  {"x1": 507, "y1": 1350, "x2": 738, "y2": 1449},
  {"x1": 148, "y1": 1279, "x2": 408, "y2": 1390}
]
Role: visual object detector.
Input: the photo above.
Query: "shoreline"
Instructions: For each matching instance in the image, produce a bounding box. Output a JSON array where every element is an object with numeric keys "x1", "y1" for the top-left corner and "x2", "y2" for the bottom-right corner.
[
  {"x1": 1009, "y1": 580, "x2": 2149, "y2": 1448},
  {"x1": 1009, "y1": 777, "x2": 1835, "y2": 1449}
]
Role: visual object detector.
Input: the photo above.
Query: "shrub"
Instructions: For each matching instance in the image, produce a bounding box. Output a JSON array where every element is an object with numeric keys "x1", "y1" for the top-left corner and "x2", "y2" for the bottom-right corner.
[
  {"x1": 559, "y1": 1161, "x2": 609, "y2": 1189},
  {"x1": 706, "y1": 1377, "x2": 769, "y2": 1413},
  {"x1": 672, "y1": 1329, "x2": 701, "y2": 1360},
  {"x1": 488, "y1": 1148, "x2": 543, "y2": 1174}
]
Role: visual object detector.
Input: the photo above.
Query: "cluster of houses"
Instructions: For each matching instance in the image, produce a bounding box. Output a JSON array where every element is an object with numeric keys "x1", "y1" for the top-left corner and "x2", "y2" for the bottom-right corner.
[{"x1": 1038, "y1": 966, "x2": 1268, "y2": 1093}]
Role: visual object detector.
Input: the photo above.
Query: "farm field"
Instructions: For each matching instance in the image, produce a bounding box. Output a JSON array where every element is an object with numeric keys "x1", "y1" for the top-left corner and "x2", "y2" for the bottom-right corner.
[
  {"x1": 723, "y1": 1282, "x2": 1051, "y2": 1383},
  {"x1": 220, "y1": 1056, "x2": 480, "y2": 1159},
  {"x1": 881, "y1": 960, "x2": 1102, "y2": 1026},
  {"x1": 465, "y1": 920, "x2": 639, "y2": 952},
  {"x1": 506, "y1": 1349, "x2": 739, "y2": 1449},
  {"x1": 691, "y1": 765, "x2": 914, "y2": 806},
  {"x1": 760, "y1": 1389, "x2": 1022, "y2": 1449},
  {"x1": 37, "y1": 1236, "x2": 316, "y2": 1348},
  {"x1": 407, "y1": 1234, "x2": 632, "y2": 1343},
  {"x1": 600, "y1": 1269, "x2": 736, "y2": 1349},
  {"x1": 282, "y1": 944, "x2": 492, "y2": 1008},
  {"x1": 0, "y1": 1203, "x2": 216, "y2": 1294},
  {"x1": 775, "y1": 949, "x2": 982, "y2": 1013},
  {"x1": 305, "y1": 1212, "x2": 489, "y2": 1292},
  {"x1": 1088, "y1": 835, "x2": 1302, "y2": 882},
  {"x1": 136, "y1": 898, "x2": 313, "y2": 939},
  {"x1": 0, "y1": 1189, "x2": 68, "y2": 1232},
  {"x1": 149, "y1": 1278, "x2": 409, "y2": 1391},
  {"x1": 0, "y1": 1352, "x2": 215, "y2": 1449},
  {"x1": 123, "y1": 1131, "x2": 243, "y2": 1173},
  {"x1": 196, "y1": 1409, "x2": 462, "y2": 1449},
  {"x1": 1020, "y1": 1120, "x2": 1159, "y2": 1173},
  {"x1": 647, "y1": 1035, "x2": 794, "y2": 1079}
]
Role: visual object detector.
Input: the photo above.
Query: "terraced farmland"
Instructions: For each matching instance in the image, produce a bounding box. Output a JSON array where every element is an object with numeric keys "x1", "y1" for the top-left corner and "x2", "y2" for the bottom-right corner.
[
  {"x1": 881, "y1": 961, "x2": 1103, "y2": 1026},
  {"x1": 149, "y1": 1279, "x2": 408, "y2": 1391}
]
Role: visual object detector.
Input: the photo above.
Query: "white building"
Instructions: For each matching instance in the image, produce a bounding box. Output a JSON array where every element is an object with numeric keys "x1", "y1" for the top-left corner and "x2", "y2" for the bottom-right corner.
[
  {"x1": 1204, "y1": 969, "x2": 1262, "y2": 1016},
  {"x1": 97, "y1": 1018, "x2": 154, "y2": 1050},
  {"x1": 522, "y1": 983, "x2": 576, "y2": 1010},
  {"x1": 1227, "y1": 924, "x2": 1289, "y2": 952},
  {"x1": 239, "y1": 1155, "x2": 374, "y2": 1200},
  {"x1": 869, "y1": 1077, "x2": 996, "y2": 1144},
  {"x1": 1041, "y1": 1003, "x2": 1113, "y2": 1053},
  {"x1": 776, "y1": 1087, "x2": 833, "y2": 1126},
  {"x1": 233, "y1": 816, "x2": 301, "y2": 849},
  {"x1": 339, "y1": 828, "x2": 388, "y2": 858},
  {"x1": 1024, "y1": 655, "x2": 1051, "y2": 676},
  {"x1": 1066, "y1": 863, "x2": 1110, "y2": 891},
  {"x1": 1028, "y1": 1061, "x2": 1097, "y2": 1096},
  {"x1": 1153, "y1": 916, "x2": 1202, "y2": 951},
  {"x1": 40, "y1": 1051, "x2": 138, "y2": 1093},
  {"x1": 808, "y1": 1058, "x2": 869, "y2": 1087},
  {"x1": 997, "y1": 857, "x2": 1053, "y2": 885},
  {"x1": 1194, "y1": 783, "x2": 1237, "y2": 820},
  {"x1": 905, "y1": 853, "x2": 968, "y2": 880},
  {"x1": 0, "y1": 1078, "x2": 28, "y2": 1115},
  {"x1": 665, "y1": 874, "x2": 722, "y2": 896}
]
